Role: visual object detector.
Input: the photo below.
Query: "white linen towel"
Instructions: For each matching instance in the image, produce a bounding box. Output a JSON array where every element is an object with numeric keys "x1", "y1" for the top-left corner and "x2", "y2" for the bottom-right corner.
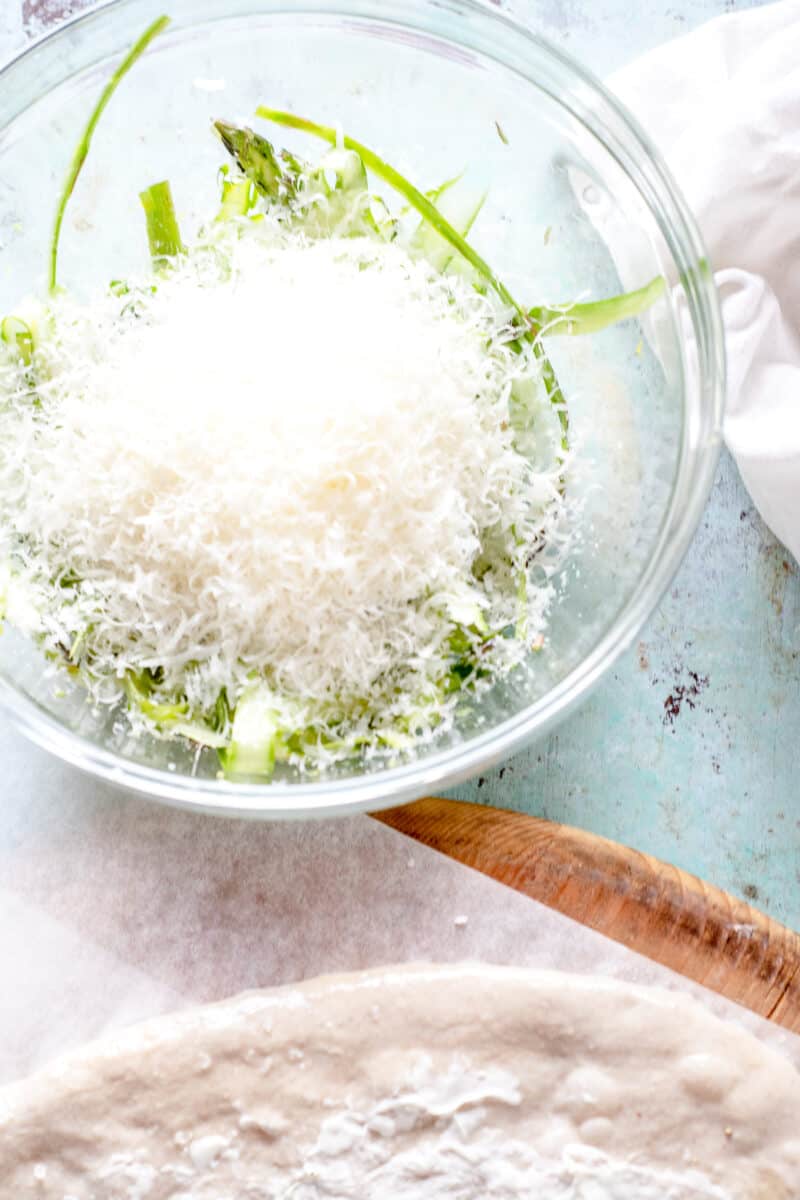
[{"x1": 609, "y1": 0, "x2": 800, "y2": 560}]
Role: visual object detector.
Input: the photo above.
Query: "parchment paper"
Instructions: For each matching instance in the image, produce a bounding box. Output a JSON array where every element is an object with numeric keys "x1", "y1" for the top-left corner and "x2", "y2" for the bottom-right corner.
[{"x1": 2, "y1": 721, "x2": 799, "y2": 1089}]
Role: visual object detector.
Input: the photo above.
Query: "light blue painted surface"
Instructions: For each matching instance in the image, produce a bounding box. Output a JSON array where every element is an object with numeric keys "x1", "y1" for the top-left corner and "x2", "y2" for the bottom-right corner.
[{"x1": 446, "y1": 0, "x2": 800, "y2": 930}]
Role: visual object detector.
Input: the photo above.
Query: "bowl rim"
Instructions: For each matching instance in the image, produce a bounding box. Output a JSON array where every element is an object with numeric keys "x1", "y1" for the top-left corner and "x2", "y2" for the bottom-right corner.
[{"x1": 0, "y1": 0, "x2": 724, "y2": 818}]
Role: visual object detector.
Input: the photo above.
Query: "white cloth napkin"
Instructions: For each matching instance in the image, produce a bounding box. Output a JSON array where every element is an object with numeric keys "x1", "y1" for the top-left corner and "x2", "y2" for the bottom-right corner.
[{"x1": 609, "y1": 0, "x2": 800, "y2": 561}]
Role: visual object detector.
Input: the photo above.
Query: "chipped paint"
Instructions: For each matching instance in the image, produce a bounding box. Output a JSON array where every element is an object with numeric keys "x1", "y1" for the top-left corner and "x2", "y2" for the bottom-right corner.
[{"x1": 663, "y1": 671, "x2": 710, "y2": 728}]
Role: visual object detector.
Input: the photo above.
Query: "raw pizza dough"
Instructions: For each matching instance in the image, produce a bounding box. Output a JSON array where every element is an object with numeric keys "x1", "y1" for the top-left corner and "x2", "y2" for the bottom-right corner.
[{"x1": 1, "y1": 964, "x2": 798, "y2": 1198}]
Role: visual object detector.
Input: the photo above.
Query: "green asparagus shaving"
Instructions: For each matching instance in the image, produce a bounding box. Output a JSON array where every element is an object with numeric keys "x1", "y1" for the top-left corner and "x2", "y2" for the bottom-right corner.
[
  {"x1": 529, "y1": 274, "x2": 665, "y2": 336},
  {"x1": 220, "y1": 684, "x2": 289, "y2": 777},
  {"x1": 216, "y1": 175, "x2": 255, "y2": 222},
  {"x1": 49, "y1": 14, "x2": 170, "y2": 294},
  {"x1": 212, "y1": 687, "x2": 232, "y2": 733},
  {"x1": 1, "y1": 316, "x2": 34, "y2": 365},
  {"x1": 139, "y1": 181, "x2": 185, "y2": 264},
  {"x1": 410, "y1": 181, "x2": 488, "y2": 274},
  {"x1": 392, "y1": 173, "x2": 461, "y2": 219},
  {"x1": 451, "y1": 190, "x2": 486, "y2": 244},
  {"x1": 366, "y1": 193, "x2": 398, "y2": 242},
  {"x1": 310, "y1": 148, "x2": 374, "y2": 237},
  {"x1": 322, "y1": 147, "x2": 369, "y2": 194},
  {"x1": 532, "y1": 341, "x2": 568, "y2": 450},
  {"x1": 124, "y1": 671, "x2": 189, "y2": 725},
  {"x1": 127, "y1": 671, "x2": 229, "y2": 749},
  {"x1": 426, "y1": 174, "x2": 463, "y2": 205}
]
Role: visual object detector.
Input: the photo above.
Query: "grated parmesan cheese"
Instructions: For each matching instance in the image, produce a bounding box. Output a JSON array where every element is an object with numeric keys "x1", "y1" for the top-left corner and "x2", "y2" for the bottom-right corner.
[{"x1": 0, "y1": 221, "x2": 566, "y2": 759}]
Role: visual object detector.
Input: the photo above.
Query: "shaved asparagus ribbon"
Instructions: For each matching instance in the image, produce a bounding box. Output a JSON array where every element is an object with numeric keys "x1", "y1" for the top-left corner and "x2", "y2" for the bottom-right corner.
[
  {"x1": 529, "y1": 274, "x2": 666, "y2": 335},
  {"x1": 49, "y1": 14, "x2": 170, "y2": 293}
]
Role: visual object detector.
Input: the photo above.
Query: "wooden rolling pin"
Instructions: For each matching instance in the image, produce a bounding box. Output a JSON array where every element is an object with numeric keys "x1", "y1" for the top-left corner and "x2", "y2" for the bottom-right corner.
[{"x1": 373, "y1": 797, "x2": 800, "y2": 1033}]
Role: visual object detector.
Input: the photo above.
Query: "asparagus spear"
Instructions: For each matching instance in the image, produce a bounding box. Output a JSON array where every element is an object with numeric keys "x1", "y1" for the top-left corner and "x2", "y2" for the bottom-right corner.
[
  {"x1": 213, "y1": 121, "x2": 295, "y2": 199},
  {"x1": 49, "y1": 14, "x2": 170, "y2": 294},
  {"x1": 139, "y1": 180, "x2": 184, "y2": 263}
]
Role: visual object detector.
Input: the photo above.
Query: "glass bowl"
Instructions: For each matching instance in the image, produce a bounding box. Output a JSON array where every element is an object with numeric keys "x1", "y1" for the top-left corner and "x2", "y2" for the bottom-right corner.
[{"x1": 0, "y1": 0, "x2": 723, "y2": 817}]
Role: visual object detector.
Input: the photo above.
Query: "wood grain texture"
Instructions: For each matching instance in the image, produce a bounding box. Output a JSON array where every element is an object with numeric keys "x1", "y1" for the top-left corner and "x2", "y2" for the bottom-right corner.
[{"x1": 373, "y1": 797, "x2": 800, "y2": 1033}]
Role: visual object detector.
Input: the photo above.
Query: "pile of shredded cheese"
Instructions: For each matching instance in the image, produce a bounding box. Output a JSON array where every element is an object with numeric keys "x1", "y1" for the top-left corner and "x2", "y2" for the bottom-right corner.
[{"x1": 0, "y1": 223, "x2": 565, "y2": 757}]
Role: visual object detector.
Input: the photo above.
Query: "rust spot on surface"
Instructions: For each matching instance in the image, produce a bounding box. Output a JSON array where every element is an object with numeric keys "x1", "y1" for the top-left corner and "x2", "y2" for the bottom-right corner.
[
  {"x1": 764, "y1": 544, "x2": 796, "y2": 618},
  {"x1": 22, "y1": 0, "x2": 76, "y2": 26},
  {"x1": 663, "y1": 671, "x2": 709, "y2": 727}
]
